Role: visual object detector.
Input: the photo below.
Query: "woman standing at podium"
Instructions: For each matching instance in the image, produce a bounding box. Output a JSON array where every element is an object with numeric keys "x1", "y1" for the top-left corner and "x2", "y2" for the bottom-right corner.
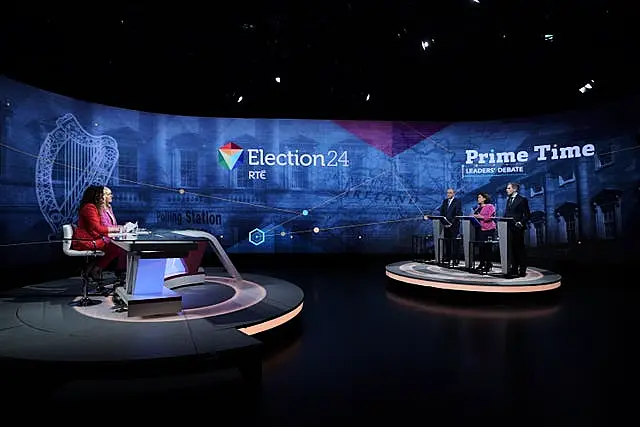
[{"x1": 473, "y1": 192, "x2": 496, "y2": 273}]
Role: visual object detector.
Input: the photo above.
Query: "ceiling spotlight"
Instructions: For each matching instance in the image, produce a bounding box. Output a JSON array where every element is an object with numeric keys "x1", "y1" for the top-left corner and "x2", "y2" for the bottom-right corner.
[
  {"x1": 421, "y1": 40, "x2": 430, "y2": 50},
  {"x1": 237, "y1": 96, "x2": 243, "y2": 103},
  {"x1": 544, "y1": 34, "x2": 554, "y2": 41},
  {"x1": 366, "y1": 94, "x2": 371, "y2": 101},
  {"x1": 275, "y1": 77, "x2": 281, "y2": 83},
  {"x1": 472, "y1": 0, "x2": 480, "y2": 3},
  {"x1": 578, "y1": 80, "x2": 595, "y2": 94}
]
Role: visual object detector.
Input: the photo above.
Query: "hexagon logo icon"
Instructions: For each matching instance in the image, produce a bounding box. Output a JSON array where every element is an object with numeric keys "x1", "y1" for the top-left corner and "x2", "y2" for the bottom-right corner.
[{"x1": 248, "y1": 228, "x2": 265, "y2": 246}]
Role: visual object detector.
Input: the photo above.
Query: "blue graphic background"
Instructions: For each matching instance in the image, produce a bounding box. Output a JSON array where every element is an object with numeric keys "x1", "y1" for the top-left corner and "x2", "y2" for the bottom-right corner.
[{"x1": 0, "y1": 76, "x2": 639, "y2": 266}]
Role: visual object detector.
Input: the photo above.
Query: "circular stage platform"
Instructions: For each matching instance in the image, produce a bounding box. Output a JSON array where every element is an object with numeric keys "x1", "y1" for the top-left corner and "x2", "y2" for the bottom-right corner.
[
  {"x1": 385, "y1": 261, "x2": 561, "y2": 293},
  {"x1": 0, "y1": 267, "x2": 304, "y2": 380}
]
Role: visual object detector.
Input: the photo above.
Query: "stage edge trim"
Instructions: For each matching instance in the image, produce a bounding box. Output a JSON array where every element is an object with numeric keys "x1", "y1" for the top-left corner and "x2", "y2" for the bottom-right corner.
[
  {"x1": 238, "y1": 302, "x2": 304, "y2": 336},
  {"x1": 385, "y1": 271, "x2": 561, "y2": 293}
]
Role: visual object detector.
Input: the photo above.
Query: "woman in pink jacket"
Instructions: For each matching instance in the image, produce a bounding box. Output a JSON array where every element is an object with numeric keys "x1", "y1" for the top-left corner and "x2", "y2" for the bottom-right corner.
[
  {"x1": 473, "y1": 192, "x2": 497, "y2": 273},
  {"x1": 99, "y1": 186, "x2": 126, "y2": 272}
]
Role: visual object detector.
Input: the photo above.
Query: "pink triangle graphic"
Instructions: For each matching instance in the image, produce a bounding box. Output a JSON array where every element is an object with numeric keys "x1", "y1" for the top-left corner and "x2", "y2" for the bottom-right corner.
[{"x1": 333, "y1": 120, "x2": 451, "y2": 157}]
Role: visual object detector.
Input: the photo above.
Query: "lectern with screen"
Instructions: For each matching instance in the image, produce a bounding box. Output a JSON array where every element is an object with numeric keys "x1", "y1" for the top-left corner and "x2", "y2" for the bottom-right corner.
[{"x1": 427, "y1": 215, "x2": 451, "y2": 264}]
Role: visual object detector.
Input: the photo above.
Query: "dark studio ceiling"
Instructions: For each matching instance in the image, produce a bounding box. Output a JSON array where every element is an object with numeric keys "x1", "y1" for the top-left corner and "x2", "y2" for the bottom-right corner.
[{"x1": 0, "y1": 1, "x2": 639, "y2": 121}]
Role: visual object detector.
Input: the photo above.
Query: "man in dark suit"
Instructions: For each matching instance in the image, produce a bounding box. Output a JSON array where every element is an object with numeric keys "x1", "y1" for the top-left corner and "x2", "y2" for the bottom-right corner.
[
  {"x1": 439, "y1": 188, "x2": 463, "y2": 266},
  {"x1": 504, "y1": 182, "x2": 531, "y2": 277}
]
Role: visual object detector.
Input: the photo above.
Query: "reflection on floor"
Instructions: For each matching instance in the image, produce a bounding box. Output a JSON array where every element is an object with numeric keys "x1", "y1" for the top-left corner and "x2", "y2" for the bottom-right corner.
[{"x1": 2, "y1": 256, "x2": 634, "y2": 423}]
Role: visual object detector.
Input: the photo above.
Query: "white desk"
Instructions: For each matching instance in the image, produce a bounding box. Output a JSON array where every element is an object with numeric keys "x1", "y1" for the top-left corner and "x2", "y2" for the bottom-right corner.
[{"x1": 110, "y1": 230, "x2": 205, "y2": 317}]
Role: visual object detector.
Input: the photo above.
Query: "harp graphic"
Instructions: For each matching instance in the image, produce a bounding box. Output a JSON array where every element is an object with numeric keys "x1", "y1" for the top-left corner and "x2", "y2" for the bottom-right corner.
[{"x1": 35, "y1": 114, "x2": 119, "y2": 233}]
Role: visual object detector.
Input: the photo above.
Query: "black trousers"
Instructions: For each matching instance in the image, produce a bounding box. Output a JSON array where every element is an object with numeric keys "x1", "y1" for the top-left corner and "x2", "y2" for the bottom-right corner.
[
  {"x1": 443, "y1": 225, "x2": 459, "y2": 262},
  {"x1": 509, "y1": 228, "x2": 527, "y2": 273},
  {"x1": 477, "y1": 229, "x2": 495, "y2": 265}
]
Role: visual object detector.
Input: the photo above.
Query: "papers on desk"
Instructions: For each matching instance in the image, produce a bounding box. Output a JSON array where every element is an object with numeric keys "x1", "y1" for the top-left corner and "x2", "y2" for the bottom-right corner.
[
  {"x1": 112, "y1": 222, "x2": 153, "y2": 237},
  {"x1": 123, "y1": 221, "x2": 138, "y2": 233}
]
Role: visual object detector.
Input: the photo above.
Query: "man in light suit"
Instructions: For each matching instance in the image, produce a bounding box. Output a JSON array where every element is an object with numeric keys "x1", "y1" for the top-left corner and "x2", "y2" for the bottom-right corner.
[
  {"x1": 504, "y1": 182, "x2": 531, "y2": 277},
  {"x1": 439, "y1": 188, "x2": 463, "y2": 266}
]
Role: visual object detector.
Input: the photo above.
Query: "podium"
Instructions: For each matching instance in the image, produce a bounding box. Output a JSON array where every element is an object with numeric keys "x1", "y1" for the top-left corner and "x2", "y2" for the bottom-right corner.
[
  {"x1": 495, "y1": 217, "x2": 514, "y2": 275},
  {"x1": 456, "y1": 216, "x2": 480, "y2": 269},
  {"x1": 427, "y1": 215, "x2": 451, "y2": 264}
]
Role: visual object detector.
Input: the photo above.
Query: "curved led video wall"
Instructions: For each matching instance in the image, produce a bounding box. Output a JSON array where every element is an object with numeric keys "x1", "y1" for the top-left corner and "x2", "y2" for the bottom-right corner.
[{"x1": 0, "y1": 75, "x2": 639, "y2": 266}]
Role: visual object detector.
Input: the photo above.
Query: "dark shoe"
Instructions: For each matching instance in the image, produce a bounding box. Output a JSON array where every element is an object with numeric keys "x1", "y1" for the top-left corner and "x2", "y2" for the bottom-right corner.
[
  {"x1": 506, "y1": 270, "x2": 518, "y2": 279},
  {"x1": 518, "y1": 270, "x2": 527, "y2": 277}
]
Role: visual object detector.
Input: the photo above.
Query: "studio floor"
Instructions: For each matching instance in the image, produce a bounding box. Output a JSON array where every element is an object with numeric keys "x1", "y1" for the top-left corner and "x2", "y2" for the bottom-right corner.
[{"x1": 0, "y1": 255, "x2": 633, "y2": 424}]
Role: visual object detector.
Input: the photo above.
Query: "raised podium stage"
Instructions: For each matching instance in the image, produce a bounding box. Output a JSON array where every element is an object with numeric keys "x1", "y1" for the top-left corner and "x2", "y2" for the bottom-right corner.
[{"x1": 385, "y1": 260, "x2": 561, "y2": 293}]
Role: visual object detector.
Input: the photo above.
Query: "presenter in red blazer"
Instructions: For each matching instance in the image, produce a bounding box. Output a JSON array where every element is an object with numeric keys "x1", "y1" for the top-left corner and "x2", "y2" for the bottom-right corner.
[{"x1": 72, "y1": 185, "x2": 124, "y2": 279}]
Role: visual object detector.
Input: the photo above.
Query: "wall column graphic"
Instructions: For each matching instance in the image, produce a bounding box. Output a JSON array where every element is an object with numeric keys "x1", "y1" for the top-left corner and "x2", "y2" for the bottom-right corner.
[
  {"x1": 151, "y1": 114, "x2": 170, "y2": 186},
  {"x1": 544, "y1": 172, "x2": 556, "y2": 243},
  {"x1": 576, "y1": 156, "x2": 593, "y2": 240},
  {"x1": 198, "y1": 117, "x2": 218, "y2": 188},
  {"x1": 0, "y1": 100, "x2": 14, "y2": 177}
]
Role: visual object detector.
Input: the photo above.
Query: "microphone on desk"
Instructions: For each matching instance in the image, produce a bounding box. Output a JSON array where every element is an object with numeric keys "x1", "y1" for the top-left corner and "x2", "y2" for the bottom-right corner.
[{"x1": 473, "y1": 205, "x2": 481, "y2": 214}]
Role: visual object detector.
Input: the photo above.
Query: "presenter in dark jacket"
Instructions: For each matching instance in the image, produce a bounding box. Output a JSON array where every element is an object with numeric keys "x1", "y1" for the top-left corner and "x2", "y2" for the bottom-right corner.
[
  {"x1": 439, "y1": 188, "x2": 463, "y2": 266},
  {"x1": 504, "y1": 182, "x2": 531, "y2": 277}
]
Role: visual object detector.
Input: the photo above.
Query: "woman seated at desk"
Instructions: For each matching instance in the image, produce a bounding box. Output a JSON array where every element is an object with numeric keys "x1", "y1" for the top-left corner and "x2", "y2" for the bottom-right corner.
[
  {"x1": 72, "y1": 185, "x2": 124, "y2": 280},
  {"x1": 99, "y1": 186, "x2": 126, "y2": 272},
  {"x1": 473, "y1": 192, "x2": 497, "y2": 273}
]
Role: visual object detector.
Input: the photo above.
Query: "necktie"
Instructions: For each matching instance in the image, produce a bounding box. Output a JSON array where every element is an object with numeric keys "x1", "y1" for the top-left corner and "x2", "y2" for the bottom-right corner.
[
  {"x1": 508, "y1": 196, "x2": 514, "y2": 206},
  {"x1": 448, "y1": 199, "x2": 452, "y2": 207}
]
